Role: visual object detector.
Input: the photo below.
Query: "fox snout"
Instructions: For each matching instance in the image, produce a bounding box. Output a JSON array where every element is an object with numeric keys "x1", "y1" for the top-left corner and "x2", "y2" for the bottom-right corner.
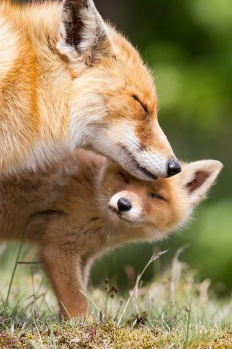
[
  {"x1": 121, "y1": 148, "x2": 182, "y2": 180},
  {"x1": 109, "y1": 191, "x2": 142, "y2": 222},
  {"x1": 107, "y1": 121, "x2": 182, "y2": 180}
]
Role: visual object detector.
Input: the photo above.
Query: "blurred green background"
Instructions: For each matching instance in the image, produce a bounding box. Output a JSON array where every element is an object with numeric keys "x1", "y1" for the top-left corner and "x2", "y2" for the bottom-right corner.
[{"x1": 15, "y1": 0, "x2": 232, "y2": 293}]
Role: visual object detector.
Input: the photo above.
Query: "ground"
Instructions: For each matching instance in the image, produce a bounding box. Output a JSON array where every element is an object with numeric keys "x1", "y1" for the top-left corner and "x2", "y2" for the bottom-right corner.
[{"x1": 0, "y1": 247, "x2": 231, "y2": 348}]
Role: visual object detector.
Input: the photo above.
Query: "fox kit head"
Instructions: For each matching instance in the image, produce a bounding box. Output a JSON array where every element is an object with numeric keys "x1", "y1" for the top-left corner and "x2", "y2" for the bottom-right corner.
[
  {"x1": 57, "y1": 0, "x2": 181, "y2": 180},
  {"x1": 97, "y1": 159, "x2": 222, "y2": 240}
]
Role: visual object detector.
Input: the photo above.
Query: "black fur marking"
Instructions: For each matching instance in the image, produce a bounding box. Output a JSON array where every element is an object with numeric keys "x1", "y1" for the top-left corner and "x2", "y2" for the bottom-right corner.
[
  {"x1": 63, "y1": 0, "x2": 88, "y2": 51},
  {"x1": 91, "y1": 217, "x2": 99, "y2": 221},
  {"x1": 187, "y1": 171, "x2": 210, "y2": 193},
  {"x1": 40, "y1": 210, "x2": 67, "y2": 216}
]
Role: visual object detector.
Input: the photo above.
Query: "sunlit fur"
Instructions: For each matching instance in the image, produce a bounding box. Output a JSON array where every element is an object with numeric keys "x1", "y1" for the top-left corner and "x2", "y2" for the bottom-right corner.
[
  {"x1": 0, "y1": 149, "x2": 222, "y2": 318},
  {"x1": 0, "y1": 0, "x2": 175, "y2": 179}
]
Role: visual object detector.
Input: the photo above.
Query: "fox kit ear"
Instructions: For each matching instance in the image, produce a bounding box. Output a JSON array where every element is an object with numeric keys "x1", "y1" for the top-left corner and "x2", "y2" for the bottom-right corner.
[
  {"x1": 57, "y1": 0, "x2": 112, "y2": 65},
  {"x1": 180, "y1": 160, "x2": 223, "y2": 206}
]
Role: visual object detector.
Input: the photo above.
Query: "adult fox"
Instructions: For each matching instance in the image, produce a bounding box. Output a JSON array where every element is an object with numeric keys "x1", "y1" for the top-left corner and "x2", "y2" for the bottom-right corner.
[
  {"x1": 0, "y1": 0, "x2": 181, "y2": 179},
  {"x1": 0, "y1": 149, "x2": 222, "y2": 318}
]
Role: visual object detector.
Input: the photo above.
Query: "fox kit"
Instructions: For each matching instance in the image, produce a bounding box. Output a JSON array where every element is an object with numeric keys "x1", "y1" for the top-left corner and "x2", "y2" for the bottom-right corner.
[
  {"x1": 0, "y1": 149, "x2": 222, "y2": 318},
  {"x1": 0, "y1": 0, "x2": 181, "y2": 179}
]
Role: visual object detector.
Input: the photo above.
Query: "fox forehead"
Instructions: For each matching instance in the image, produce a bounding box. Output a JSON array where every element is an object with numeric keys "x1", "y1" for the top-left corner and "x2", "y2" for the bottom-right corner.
[
  {"x1": 107, "y1": 163, "x2": 175, "y2": 197},
  {"x1": 103, "y1": 26, "x2": 157, "y2": 109}
]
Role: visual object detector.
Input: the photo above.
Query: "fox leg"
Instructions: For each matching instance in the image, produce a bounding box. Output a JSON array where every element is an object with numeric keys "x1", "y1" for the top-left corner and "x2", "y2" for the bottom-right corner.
[{"x1": 40, "y1": 244, "x2": 88, "y2": 319}]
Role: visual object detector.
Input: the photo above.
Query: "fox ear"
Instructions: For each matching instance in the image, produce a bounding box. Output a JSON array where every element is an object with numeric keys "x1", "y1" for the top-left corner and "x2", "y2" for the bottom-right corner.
[
  {"x1": 57, "y1": 0, "x2": 112, "y2": 65},
  {"x1": 180, "y1": 160, "x2": 223, "y2": 206}
]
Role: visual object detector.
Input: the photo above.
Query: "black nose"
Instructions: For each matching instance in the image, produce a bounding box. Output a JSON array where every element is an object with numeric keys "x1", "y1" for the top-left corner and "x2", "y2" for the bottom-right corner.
[
  {"x1": 167, "y1": 159, "x2": 182, "y2": 177},
  {"x1": 117, "y1": 198, "x2": 132, "y2": 212}
]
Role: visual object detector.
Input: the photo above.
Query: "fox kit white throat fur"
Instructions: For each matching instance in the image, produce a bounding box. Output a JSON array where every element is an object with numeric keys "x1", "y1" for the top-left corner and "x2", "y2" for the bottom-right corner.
[
  {"x1": 0, "y1": 149, "x2": 222, "y2": 318},
  {"x1": 0, "y1": 0, "x2": 181, "y2": 179}
]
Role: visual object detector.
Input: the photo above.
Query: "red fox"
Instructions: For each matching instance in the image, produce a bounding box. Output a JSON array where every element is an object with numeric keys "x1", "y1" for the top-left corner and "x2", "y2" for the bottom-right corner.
[
  {"x1": 0, "y1": 149, "x2": 222, "y2": 318},
  {"x1": 0, "y1": 0, "x2": 181, "y2": 179}
]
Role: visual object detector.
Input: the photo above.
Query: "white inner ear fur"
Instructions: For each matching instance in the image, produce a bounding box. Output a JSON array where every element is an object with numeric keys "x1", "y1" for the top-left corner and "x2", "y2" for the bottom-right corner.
[
  {"x1": 78, "y1": 6, "x2": 110, "y2": 52},
  {"x1": 180, "y1": 160, "x2": 223, "y2": 206},
  {"x1": 57, "y1": 0, "x2": 112, "y2": 65}
]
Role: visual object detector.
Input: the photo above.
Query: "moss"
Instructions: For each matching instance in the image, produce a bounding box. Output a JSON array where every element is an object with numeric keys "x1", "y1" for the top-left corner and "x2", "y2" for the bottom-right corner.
[
  {"x1": 0, "y1": 321, "x2": 231, "y2": 349},
  {"x1": 213, "y1": 330, "x2": 232, "y2": 347}
]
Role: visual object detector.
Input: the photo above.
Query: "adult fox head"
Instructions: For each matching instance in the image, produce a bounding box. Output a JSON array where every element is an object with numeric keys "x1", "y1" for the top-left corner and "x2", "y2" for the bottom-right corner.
[{"x1": 57, "y1": 0, "x2": 181, "y2": 180}]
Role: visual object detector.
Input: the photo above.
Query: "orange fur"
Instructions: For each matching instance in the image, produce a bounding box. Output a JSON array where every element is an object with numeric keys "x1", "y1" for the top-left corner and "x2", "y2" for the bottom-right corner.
[
  {"x1": 0, "y1": 0, "x2": 179, "y2": 179},
  {"x1": 0, "y1": 149, "x2": 222, "y2": 318}
]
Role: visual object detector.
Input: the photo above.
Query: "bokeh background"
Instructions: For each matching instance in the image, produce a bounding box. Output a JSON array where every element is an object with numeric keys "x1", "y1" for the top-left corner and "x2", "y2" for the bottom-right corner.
[{"x1": 15, "y1": 0, "x2": 232, "y2": 293}]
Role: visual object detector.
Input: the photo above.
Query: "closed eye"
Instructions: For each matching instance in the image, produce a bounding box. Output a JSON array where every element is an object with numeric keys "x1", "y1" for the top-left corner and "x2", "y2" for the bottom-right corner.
[
  {"x1": 148, "y1": 193, "x2": 165, "y2": 200},
  {"x1": 132, "y1": 95, "x2": 148, "y2": 115}
]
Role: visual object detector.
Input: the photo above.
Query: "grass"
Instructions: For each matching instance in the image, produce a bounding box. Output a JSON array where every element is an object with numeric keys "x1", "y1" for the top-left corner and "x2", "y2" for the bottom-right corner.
[{"x1": 0, "y1": 245, "x2": 232, "y2": 348}]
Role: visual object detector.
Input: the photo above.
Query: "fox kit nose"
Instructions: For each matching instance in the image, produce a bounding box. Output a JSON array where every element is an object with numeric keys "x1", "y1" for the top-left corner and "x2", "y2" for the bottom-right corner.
[
  {"x1": 167, "y1": 159, "x2": 182, "y2": 177},
  {"x1": 117, "y1": 198, "x2": 132, "y2": 212}
]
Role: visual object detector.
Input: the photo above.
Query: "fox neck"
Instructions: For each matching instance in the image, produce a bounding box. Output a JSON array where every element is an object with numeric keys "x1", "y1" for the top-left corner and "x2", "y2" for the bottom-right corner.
[
  {"x1": 82, "y1": 204, "x2": 150, "y2": 257},
  {"x1": 0, "y1": 3, "x2": 97, "y2": 174}
]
